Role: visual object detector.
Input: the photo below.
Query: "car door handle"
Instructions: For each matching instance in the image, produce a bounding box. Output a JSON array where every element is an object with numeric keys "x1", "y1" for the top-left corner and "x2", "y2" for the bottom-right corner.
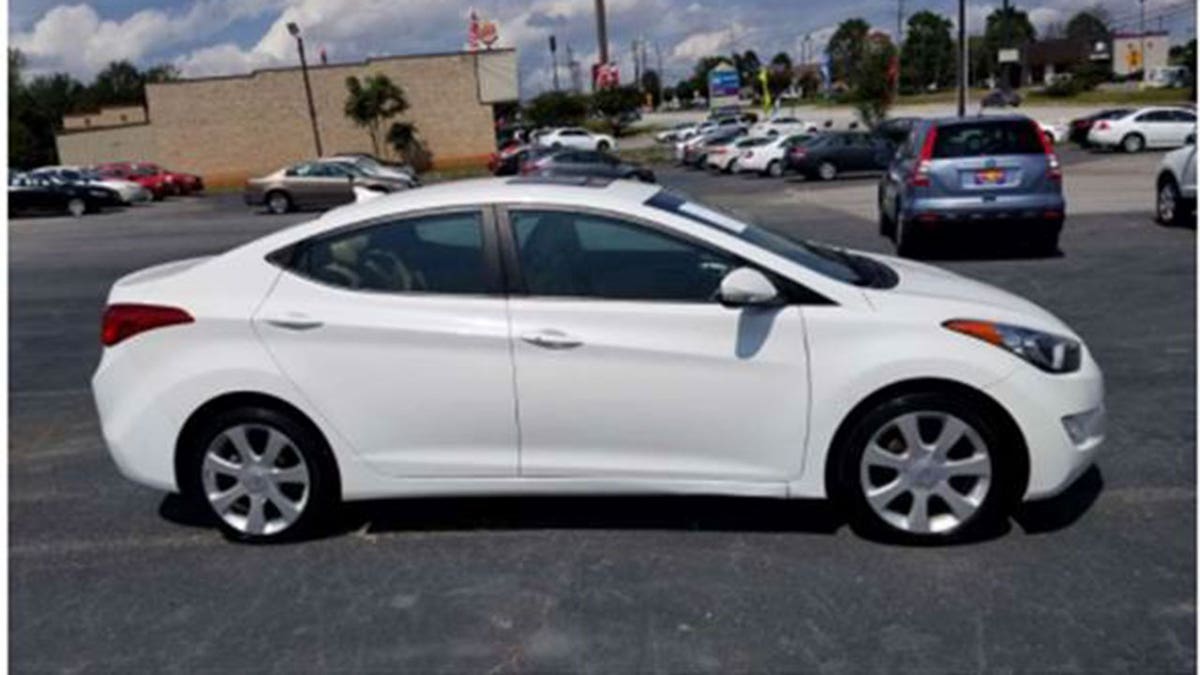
[
  {"x1": 265, "y1": 316, "x2": 324, "y2": 331},
  {"x1": 521, "y1": 330, "x2": 583, "y2": 350}
]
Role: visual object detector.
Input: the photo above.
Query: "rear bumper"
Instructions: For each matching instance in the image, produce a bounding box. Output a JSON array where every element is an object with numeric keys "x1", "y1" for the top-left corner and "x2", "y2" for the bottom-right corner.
[{"x1": 905, "y1": 192, "x2": 1065, "y2": 223}]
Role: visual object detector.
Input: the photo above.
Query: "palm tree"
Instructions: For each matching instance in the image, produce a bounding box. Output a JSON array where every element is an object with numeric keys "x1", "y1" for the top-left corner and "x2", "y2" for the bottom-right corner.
[{"x1": 343, "y1": 74, "x2": 409, "y2": 157}]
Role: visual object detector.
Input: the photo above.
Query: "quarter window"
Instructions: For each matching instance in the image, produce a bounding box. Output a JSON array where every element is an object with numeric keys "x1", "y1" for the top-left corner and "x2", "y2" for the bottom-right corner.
[
  {"x1": 289, "y1": 211, "x2": 490, "y2": 294},
  {"x1": 511, "y1": 210, "x2": 735, "y2": 302}
]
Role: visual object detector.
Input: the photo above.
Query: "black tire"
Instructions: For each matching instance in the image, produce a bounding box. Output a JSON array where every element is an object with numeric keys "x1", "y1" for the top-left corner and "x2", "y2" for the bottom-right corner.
[
  {"x1": 895, "y1": 218, "x2": 924, "y2": 257},
  {"x1": 265, "y1": 190, "x2": 292, "y2": 215},
  {"x1": 597, "y1": 140, "x2": 611, "y2": 152},
  {"x1": 1121, "y1": 133, "x2": 1145, "y2": 153},
  {"x1": 1157, "y1": 175, "x2": 1187, "y2": 226},
  {"x1": 1032, "y1": 224, "x2": 1062, "y2": 255},
  {"x1": 766, "y1": 160, "x2": 783, "y2": 178},
  {"x1": 829, "y1": 391, "x2": 1021, "y2": 544},
  {"x1": 878, "y1": 190, "x2": 895, "y2": 238},
  {"x1": 179, "y1": 405, "x2": 340, "y2": 543}
]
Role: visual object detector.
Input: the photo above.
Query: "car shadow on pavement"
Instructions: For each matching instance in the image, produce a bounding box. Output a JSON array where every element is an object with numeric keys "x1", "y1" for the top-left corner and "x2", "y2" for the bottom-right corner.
[
  {"x1": 1012, "y1": 465, "x2": 1104, "y2": 535},
  {"x1": 908, "y1": 233, "x2": 1065, "y2": 262}
]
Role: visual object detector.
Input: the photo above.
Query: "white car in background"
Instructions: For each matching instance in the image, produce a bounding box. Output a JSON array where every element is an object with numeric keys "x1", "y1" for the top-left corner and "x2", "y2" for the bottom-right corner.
[
  {"x1": 1037, "y1": 121, "x2": 1069, "y2": 145},
  {"x1": 1087, "y1": 107, "x2": 1197, "y2": 152},
  {"x1": 736, "y1": 133, "x2": 814, "y2": 177},
  {"x1": 655, "y1": 122, "x2": 698, "y2": 143},
  {"x1": 32, "y1": 165, "x2": 150, "y2": 204},
  {"x1": 705, "y1": 136, "x2": 771, "y2": 172},
  {"x1": 750, "y1": 116, "x2": 819, "y2": 138},
  {"x1": 536, "y1": 127, "x2": 617, "y2": 152},
  {"x1": 93, "y1": 177, "x2": 1103, "y2": 544},
  {"x1": 1155, "y1": 136, "x2": 1197, "y2": 226}
]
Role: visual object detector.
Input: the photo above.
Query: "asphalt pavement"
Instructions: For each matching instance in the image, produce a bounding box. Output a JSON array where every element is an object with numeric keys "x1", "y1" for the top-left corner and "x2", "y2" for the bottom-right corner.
[{"x1": 9, "y1": 149, "x2": 1196, "y2": 673}]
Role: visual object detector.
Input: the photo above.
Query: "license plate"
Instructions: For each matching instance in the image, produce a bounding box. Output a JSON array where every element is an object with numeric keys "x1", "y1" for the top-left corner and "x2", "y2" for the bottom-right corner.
[{"x1": 974, "y1": 168, "x2": 1006, "y2": 185}]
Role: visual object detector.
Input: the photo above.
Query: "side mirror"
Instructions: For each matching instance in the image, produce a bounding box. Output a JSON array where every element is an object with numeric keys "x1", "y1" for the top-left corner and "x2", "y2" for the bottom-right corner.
[{"x1": 718, "y1": 267, "x2": 782, "y2": 307}]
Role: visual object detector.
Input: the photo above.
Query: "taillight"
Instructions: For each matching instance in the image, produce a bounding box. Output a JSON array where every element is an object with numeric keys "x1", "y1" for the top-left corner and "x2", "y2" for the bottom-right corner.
[
  {"x1": 1096, "y1": 121, "x2": 1109, "y2": 131},
  {"x1": 101, "y1": 304, "x2": 193, "y2": 347},
  {"x1": 909, "y1": 126, "x2": 938, "y2": 187},
  {"x1": 1034, "y1": 121, "x2": 1062, "y2": 182}
]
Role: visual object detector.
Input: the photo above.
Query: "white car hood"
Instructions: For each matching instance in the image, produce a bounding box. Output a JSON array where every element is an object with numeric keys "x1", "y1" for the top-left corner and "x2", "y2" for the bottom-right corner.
[{"x1": 858, "y1": 252, "x2": 1075, "y2": 337}]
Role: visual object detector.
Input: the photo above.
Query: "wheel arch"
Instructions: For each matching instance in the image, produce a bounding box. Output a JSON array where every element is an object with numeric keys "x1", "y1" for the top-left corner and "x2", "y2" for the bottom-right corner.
[
  {"x1": 174, "y1": 390, "x2": 342, "y2": 498},
  {"x1": 822, "y1": 377, "x2": 1030, "y2": 501}
]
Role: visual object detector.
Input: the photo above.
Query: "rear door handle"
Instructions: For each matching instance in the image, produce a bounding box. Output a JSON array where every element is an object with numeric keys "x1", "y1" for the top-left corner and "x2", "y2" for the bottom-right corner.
[
  {"x1": 265, "y1": 316, "x2": 324, "y2": 331},
  {"x1": 521, "y1": 329, "x2": 583, "y2": 350}
]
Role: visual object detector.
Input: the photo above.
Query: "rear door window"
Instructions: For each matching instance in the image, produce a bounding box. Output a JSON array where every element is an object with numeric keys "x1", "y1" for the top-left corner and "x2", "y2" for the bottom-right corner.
[{"x1": 932, "y1": 120, "x2": 1042, "y2": 157}]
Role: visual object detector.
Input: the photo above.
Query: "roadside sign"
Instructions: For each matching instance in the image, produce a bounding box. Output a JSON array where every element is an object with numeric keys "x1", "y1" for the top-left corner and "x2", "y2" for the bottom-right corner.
[{"x1": 998, "y1": 48, "x2": 1019, "y2": 64}]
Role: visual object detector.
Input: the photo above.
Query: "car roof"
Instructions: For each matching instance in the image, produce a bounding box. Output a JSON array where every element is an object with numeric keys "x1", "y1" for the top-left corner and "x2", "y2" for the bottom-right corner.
[{"x1": 312, "y1": 177, "x2": 661, "y2": 227}]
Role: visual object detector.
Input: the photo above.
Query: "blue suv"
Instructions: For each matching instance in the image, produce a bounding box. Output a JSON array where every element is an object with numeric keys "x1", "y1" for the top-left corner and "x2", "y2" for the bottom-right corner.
[{"x1": 878, "y1": 115, "x2": 1064, "y2": 257}]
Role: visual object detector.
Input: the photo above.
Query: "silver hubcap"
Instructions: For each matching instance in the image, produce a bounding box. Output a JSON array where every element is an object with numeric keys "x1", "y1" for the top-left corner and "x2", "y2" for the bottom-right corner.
[
  {"x1": 860, "y1": 411, "x2": 992, "y2": 535},
  {"x1": 769, "y1": 162, "x2": 781, "y2": 177},
  {"x1": 1159, "y1": 185, "x2": 1176, "y2": 221},
  {"x1": 1125, "y1": 136, "x2": 1141, "y2": 152},
  {"x1": 269, "y1": 194, "x2": 288, "y2": 213},
  {"x1": 819, "y1": 163, "x2": 836, "y2": 180},
  {"x1": 68, "y1": 199, "x2": 85, "y2": 217},
  {"x1": 202, "y1": 424, "x2": 310, "y2": 536}
]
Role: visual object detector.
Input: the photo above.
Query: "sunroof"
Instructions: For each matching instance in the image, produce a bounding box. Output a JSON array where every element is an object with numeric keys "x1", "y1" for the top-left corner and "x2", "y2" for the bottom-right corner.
[{"x1": 506, "y1": 176, "x2": 614, "y2": 187}]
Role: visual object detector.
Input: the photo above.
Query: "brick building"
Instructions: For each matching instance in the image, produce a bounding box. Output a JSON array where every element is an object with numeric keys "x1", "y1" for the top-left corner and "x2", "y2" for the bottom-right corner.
[{"x1": 56, "y1": 49, "x2": 518, "y2": 187}]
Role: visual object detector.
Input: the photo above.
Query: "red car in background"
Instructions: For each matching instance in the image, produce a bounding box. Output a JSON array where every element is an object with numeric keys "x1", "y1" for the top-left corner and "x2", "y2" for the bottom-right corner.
[{"x1": 94, "y1": 162, "x2": 204, "y2": 198}]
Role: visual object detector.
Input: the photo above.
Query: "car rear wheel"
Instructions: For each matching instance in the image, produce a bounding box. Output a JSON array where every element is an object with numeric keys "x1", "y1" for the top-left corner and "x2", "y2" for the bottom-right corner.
[
  {"x1": 266, "y1": 190, "x2": 292, "y2": 215},
  {"x1": 1157, "y1": 176, "x2": 1186, "y2": 226},
  {"x1": 181, "y1": 406, "x2": 339, "y2": 543},
  {"x1": 766, "y1": 160, "x2": 783, "y2": 178},
  {"x1": 67, "y1": 198, "x2": 86, "y2": 218},
  {"x1": 878, "y1": 193, "x2": 896, "y2": 238},
  {"x1": 895, "y1": 217, "x2": 924, "y2": 257},
  {"x1": 818, "y1": 161, "x2": 838, "y2": 181},
  {"x1": 1121, "y1": 133, "x2": 1145, "y2": 153},
  {"x1": 597, "y1": 140, "x2": 611, "y2": 152},
  {"x1": 831, "y1": 392, "x2": 1017, "y2": 543}
]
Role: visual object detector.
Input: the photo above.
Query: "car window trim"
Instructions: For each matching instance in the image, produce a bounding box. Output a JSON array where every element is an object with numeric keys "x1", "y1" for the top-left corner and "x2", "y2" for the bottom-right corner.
[
  {"x1": 493, "y1": 202, "x2": 829, "y2": 305},
  {"x1": 267, "y1": 204, "x2": 505, "y2": 298}
]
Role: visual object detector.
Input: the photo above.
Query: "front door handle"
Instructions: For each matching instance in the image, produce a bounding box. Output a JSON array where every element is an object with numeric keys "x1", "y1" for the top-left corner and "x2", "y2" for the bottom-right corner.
[{"x1": 521, "y1": 329, "x2": 583, "y2": 350}]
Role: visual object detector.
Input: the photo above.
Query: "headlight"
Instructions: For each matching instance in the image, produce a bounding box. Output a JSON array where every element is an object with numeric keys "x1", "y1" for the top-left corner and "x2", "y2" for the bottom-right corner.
[{"x1": 944, "y1": 319, "x2": 1082, "y2": 373}]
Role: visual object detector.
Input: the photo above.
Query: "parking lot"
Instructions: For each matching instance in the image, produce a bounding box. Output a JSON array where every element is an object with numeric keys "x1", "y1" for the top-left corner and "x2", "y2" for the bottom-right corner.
[{"x1": 10, "y1": 147, "x2": 1195, "y2": 672}]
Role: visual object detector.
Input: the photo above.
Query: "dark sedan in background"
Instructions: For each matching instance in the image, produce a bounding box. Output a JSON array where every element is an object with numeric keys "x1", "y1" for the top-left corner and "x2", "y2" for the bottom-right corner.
[
  {"x1": 521, "y1": 149, "x2": 655, "y2": 183},
  {"x1": 9, "y1": 173, "x2": 123, "y2": 217},
  {"x1": 784, "y1": 132, "x2": 894, "y2": 180}
]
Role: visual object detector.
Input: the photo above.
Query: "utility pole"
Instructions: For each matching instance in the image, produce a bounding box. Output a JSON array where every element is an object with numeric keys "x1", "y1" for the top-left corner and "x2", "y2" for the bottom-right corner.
[
  {"x1": 1002, "y1": 0, "x2": 1012, "y2": 91},
  {"x1": 549, "y1": 35, "x2": 559, "y2": 91},
  {"x1": 286, "y1": 22, "x2": 323, "y2": 157},
  {"x1": 632, "y1": 39, "x2": 641, "y2": 85},
  {"x1": 957, "y1": 0, "x2": 967, "y2": 116},
  {"x1": 594, "y1": 0, "x2": 609, "y2": 67},
  {"x1": 1140, "y1": 0, "x2": 1147, "y2": 82}
]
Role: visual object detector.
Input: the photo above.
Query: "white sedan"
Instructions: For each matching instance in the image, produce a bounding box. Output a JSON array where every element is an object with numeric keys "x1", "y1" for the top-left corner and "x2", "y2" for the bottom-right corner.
[
  {"x1": 92, "y1": 178, "x2": 1104, "y2": 543},
  {"x1": 749, "y1": 116, "x2": 819, "y2": 138},
  {"x1": 736, "y1": 133, "x2": 813, "y2": 176},
  {"x1": 535, "y1": 127, "x2": 617, "y2": 152},
  {"x1": 1087, "y1": 106, "x2": 1197, "y2": 152}
]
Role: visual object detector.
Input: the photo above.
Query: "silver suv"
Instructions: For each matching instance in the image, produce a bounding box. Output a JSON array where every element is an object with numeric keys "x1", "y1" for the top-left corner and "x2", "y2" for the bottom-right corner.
[{"x1": 878, "y1": 115, "x2": 1064, "y2": 257}]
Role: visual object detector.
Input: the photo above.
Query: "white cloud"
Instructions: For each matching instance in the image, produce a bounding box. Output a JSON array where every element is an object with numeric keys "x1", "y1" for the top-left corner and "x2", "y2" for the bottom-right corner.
[{"x1": 671, "y1": 23, "x2": 744, "y2": 62}]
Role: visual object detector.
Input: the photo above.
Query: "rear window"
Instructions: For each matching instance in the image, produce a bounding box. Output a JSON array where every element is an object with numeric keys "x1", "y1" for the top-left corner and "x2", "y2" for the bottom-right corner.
[{"x1": 932, "y1": 120, "x2": 1043, "y2": 158}]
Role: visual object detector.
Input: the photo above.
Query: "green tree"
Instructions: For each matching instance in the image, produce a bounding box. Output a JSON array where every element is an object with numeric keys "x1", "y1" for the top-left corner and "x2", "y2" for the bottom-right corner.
[
  {"x1": 900, "y1": 10, "x2": 955, "y2": 92},
  {"x1": 144, "y1": 63, "x2": 181, "y2": 84},
  {"x1": 343, "y1": 73, "x2": 409, "y2": 157},
  {"x1": 591, "y1": 85, "x2": 643, "y2": 137},
  {"x1": 851, "y1": 33, "x2": 897, "y2": 128},
  {"x1": 386, "y1": 122, "x2": 431, "y2": 171},
  {"x1": 90, "y1": 60, "x2": 145, "y2": 105},
  {"x1": 1066, "y1": 9, "x2": 1110, "y2": 45},
  {"x1": 675, "y1": 79, "x2": 695, "y2": 105},
  {"x1": 828, "y1": 18, "x2": 871, "y2": 84},
  {"x1": 983, "y1": 6, "x2": 1036, "y2": 88},
  {"x1": 766, "y1": 52, "x2": 794, "y2": 98},
  {"x1": 524, "y1": 90, "x2": 589, "y2": 128},
  {"x1": 733, "y1": 50, "x2": 760, "y2": 92}
]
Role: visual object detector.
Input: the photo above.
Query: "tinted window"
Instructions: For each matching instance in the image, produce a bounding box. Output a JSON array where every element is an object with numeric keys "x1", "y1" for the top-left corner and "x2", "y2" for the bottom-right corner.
[
  {"x1": 1171, "y1": 110, "x2": 1196, "y2": 122},
  {"x1": 511, "y1": 210, "x2": 736, "y2": 301},
  {"x1": 291, "y1": 211, "x2": 489, "y2": 294},
  {"x1": 932, "y1": 120, "x2": 1043, "y2": 157},
  {"x1": 1137, "y1": 110, "x2": 1172, "y2": 122}
]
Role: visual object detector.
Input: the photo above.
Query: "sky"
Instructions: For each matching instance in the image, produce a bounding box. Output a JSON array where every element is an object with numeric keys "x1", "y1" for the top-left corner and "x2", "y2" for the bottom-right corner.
[{"x1": 9, "y1": 0, "x2": 1197, "y2": 97}]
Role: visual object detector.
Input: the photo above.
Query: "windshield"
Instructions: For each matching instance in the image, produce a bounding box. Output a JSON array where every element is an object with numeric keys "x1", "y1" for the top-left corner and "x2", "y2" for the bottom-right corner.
[{"x1": 645, "y1": 189, "x2": 866, "y2": 285}]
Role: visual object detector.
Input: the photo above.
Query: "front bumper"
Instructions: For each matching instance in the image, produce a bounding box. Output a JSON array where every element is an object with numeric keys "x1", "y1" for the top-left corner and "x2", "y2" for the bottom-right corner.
[{"x1": 984, "y1": 349, "x2": 1105, "y2": 500}]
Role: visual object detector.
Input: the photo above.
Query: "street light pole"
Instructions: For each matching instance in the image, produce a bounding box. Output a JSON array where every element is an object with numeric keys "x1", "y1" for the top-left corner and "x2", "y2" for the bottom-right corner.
[
  {"x1": 957, "y1": 0, "x2": 967, "y2": 116},
  {"x1": 287, "y1": 22, "x2": 323, "y2": 157},
  {"x1": 1140, "y1": 0, "x2": 1147, "y2": 82}
]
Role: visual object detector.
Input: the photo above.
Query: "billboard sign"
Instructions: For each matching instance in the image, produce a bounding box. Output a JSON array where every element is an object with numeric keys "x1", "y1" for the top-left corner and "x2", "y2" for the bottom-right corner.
[{"x1": 707, "y1": 63, "x2": 740, "y2": 110}]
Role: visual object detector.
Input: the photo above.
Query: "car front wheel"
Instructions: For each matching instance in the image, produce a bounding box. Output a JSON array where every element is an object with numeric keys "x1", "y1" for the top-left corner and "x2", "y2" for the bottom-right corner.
[
  {"x1": 266, "y1": 190, "x2": 291, "y2": 215},
  {"x1": 1157, "y1": 176, "x2": 1186, "y2": 226},
  {"x1": 67, "y1": 197, "x2": 87, "y2": 218},
  {"x1": 832, "y1": 391, "x2": 1018, "y2": 543},
  {"x1": 818, "y1": 161, "x2": 838, "y2": 181},
  {"x1": 181, "y1": 406, "x2": 339, "y2": 543}
]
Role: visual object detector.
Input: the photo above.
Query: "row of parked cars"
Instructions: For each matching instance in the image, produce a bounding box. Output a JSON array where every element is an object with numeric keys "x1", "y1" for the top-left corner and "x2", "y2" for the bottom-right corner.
[
  {"x1": 672, "y1": 104, "x2": 1195, "y2": 255},
  {"x1": 486, "y1": 126, "x2": 654, "y2": 182},
  {"x1": 9, "y1": 161, "x2": 204, "y2": 218},
  {"x1": 244, "y1": 153, "x2": 420, "y2": 215}
]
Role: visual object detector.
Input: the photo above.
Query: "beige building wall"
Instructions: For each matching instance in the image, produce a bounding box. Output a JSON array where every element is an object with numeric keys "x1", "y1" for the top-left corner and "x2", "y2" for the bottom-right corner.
[
  {"x1": 62, "y1": 105, "x2": 148, "y2": 130},
  {"x1": 57, "y1": 123, "x2": 155, "y2": 166},
  {"x1": 56, "y1": 49, "x2": 518, "y2": 188}
]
